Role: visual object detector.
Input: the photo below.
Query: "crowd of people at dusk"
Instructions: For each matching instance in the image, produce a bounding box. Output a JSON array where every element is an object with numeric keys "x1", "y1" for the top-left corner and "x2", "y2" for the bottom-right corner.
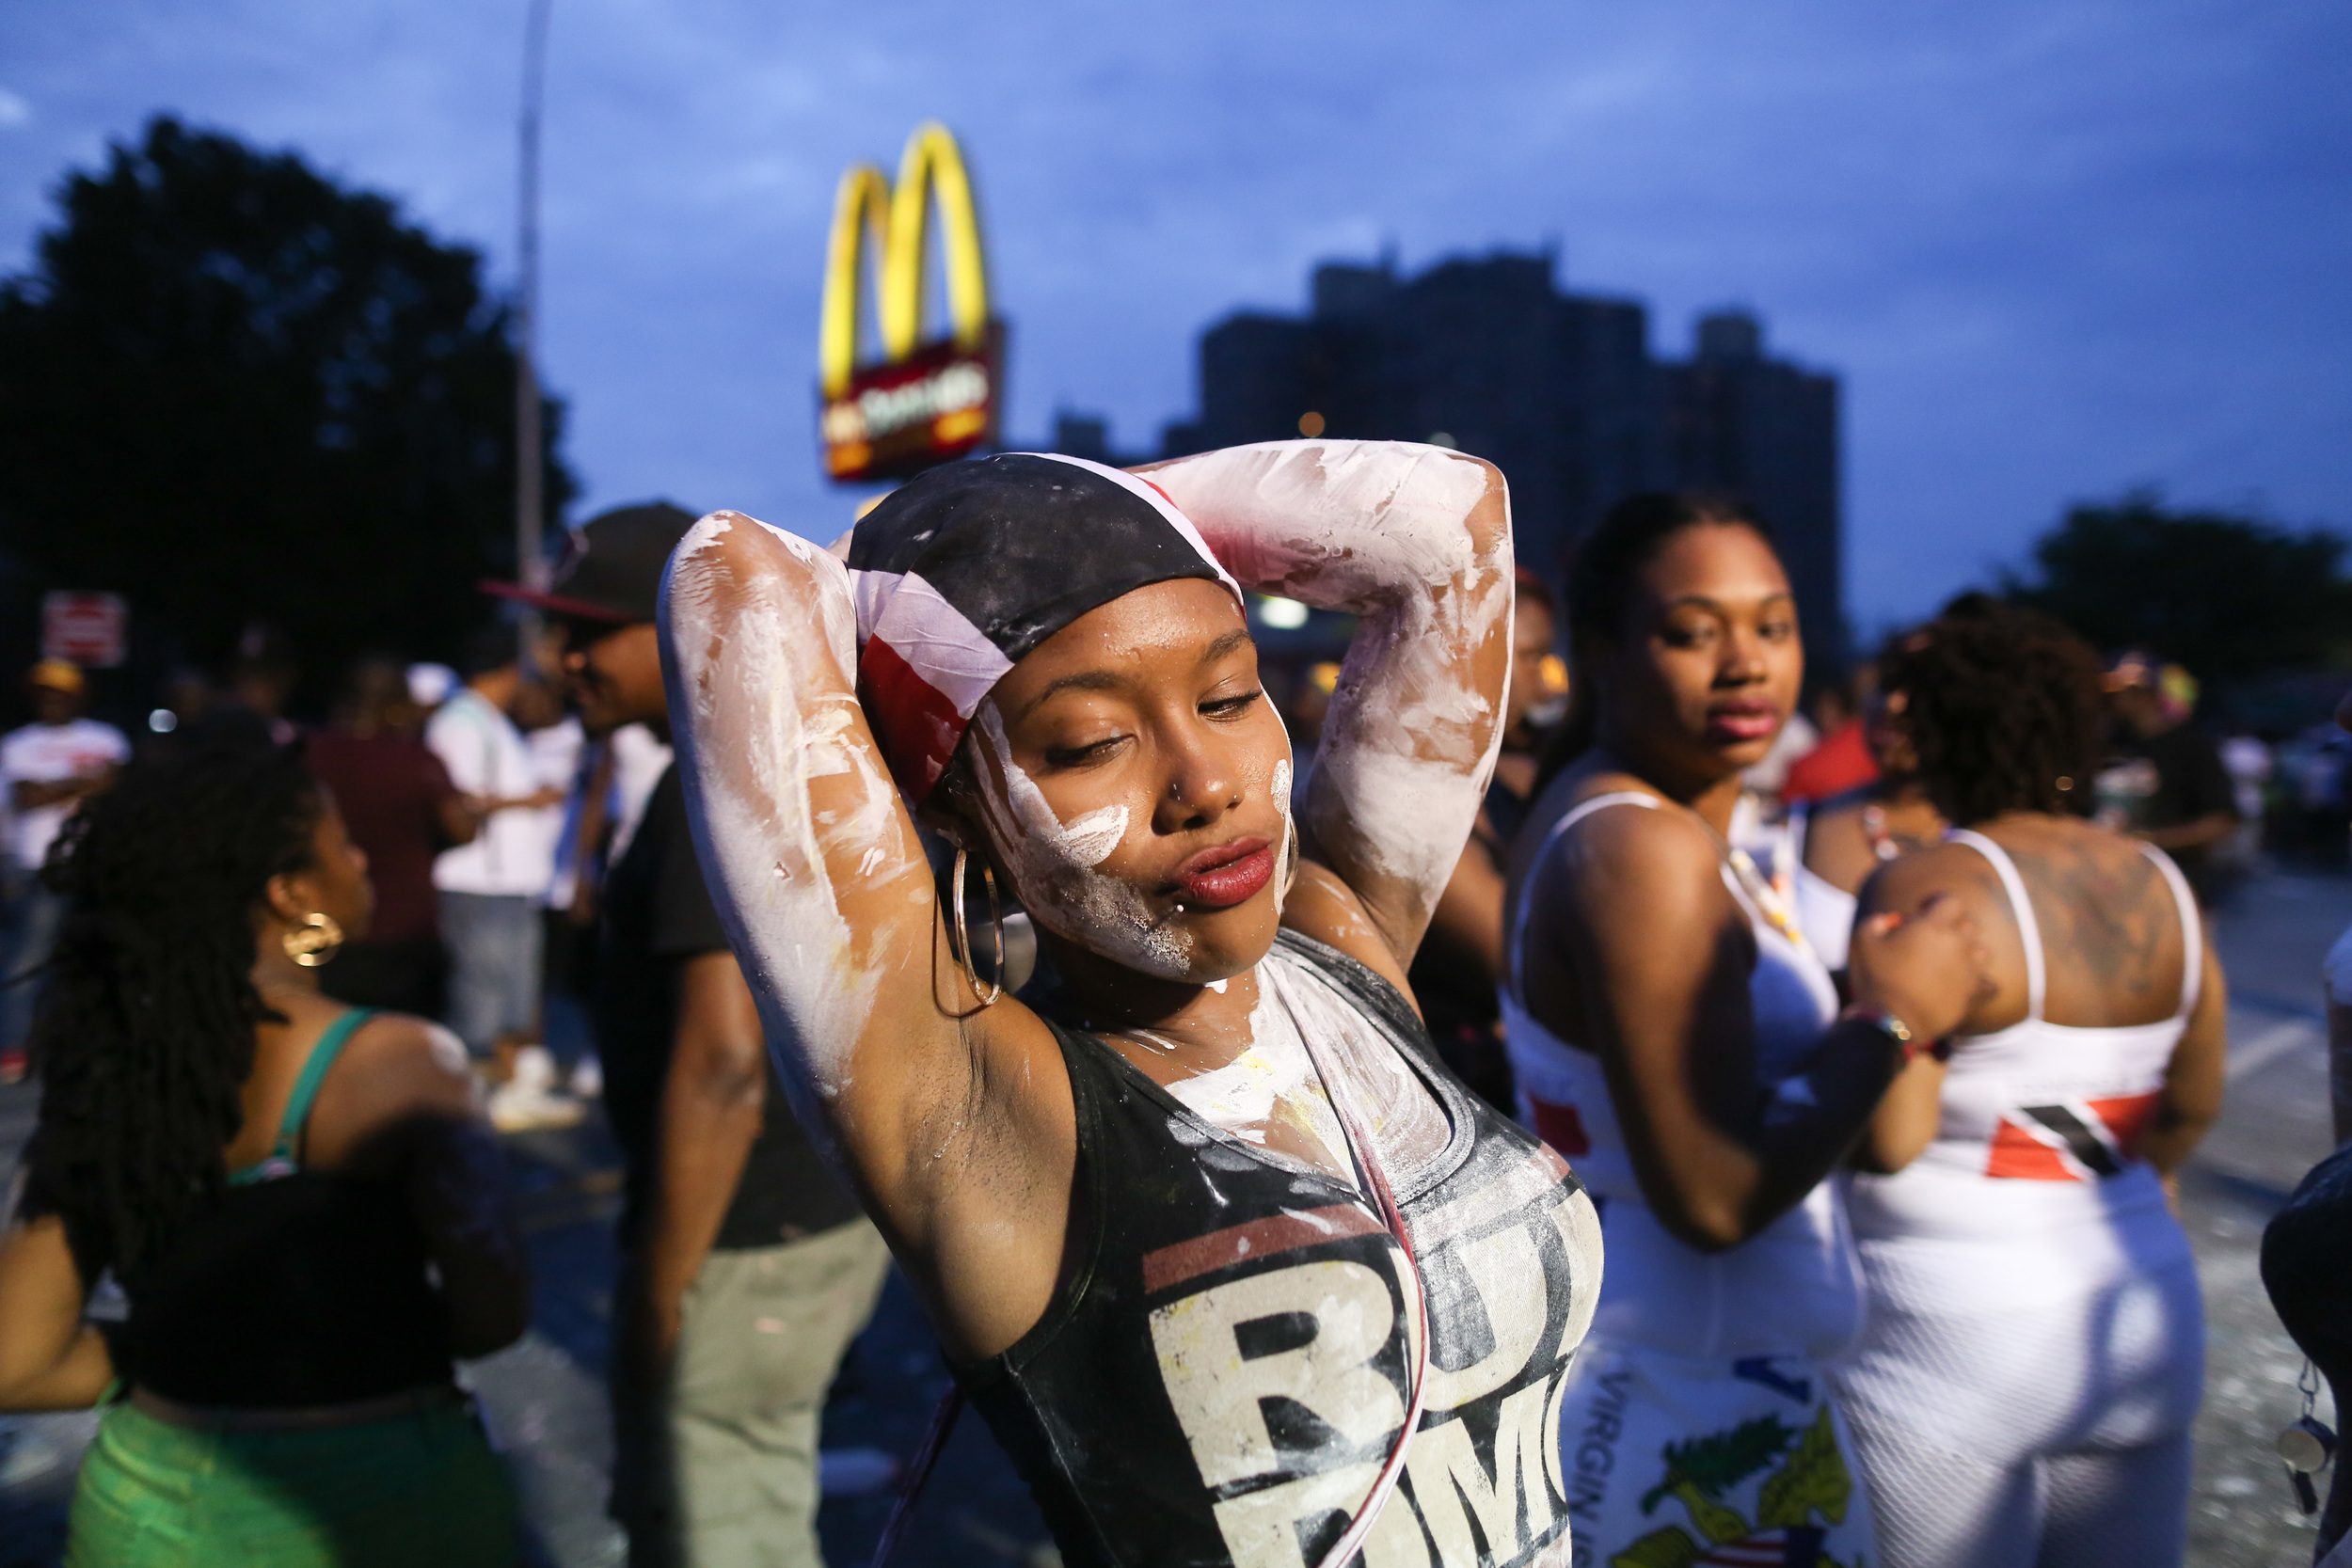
[{"x1": 0, "y1": 451, "x2": 2345, "y2": 1568}]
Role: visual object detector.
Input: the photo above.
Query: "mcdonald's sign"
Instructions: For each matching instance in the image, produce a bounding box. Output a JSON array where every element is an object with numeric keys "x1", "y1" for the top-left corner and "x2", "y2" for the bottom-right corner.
[{"x1": 818, "y1": 123, "x2": 1005, "y2": 483}]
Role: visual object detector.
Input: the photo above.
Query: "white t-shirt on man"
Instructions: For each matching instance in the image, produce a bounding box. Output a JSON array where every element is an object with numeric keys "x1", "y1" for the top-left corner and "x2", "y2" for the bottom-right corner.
[
  {"x1": 0, "y1": 718, "x2": 130, "y2": 872},
  {"x1": 427, "y1": 688, "x2": 554, "y2": 899}
]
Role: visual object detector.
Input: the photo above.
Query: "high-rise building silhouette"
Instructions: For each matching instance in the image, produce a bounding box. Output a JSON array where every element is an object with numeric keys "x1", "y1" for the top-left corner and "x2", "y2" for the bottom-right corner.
[{"x1": 1152, "y1": 252, "x2": 1845, "y2": 660}]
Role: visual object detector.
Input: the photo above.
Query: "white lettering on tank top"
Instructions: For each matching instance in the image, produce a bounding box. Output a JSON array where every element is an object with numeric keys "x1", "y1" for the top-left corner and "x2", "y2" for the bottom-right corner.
[{"x1": 1143, "y1": 1147, "x2": 1597, "y2": 1568}]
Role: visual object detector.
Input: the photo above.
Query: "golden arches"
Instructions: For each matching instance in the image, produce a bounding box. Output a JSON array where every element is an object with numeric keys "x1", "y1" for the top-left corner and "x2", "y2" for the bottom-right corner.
[{"x1": 820, "y1": 122, "x2": 990, "y2": 399}]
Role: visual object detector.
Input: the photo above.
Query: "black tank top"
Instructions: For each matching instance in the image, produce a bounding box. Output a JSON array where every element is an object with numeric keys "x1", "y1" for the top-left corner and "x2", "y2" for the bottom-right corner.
[
  {"x1": 965, "y1": 931, "x2": 1601, "y2": 1568},
  {"x1": 66, "y1": 1010, "x2": 455, "y2": 1408}
]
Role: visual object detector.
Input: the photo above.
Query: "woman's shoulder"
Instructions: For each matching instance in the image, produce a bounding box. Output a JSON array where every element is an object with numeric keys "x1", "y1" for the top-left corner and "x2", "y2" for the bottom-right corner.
[
  {"x1": 1522, "y1": 772, "x2": 1717, "y2": 877},
  {"x1": 313, "y1": 1012, "x2": 482, "y2": 1135}
]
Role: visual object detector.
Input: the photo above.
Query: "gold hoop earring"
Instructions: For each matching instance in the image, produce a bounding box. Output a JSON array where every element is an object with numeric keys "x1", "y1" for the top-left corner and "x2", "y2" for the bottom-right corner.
[
  {"x1": 283, "y1": 911, "x2": 345, "y2": 968},
  {"x1": 948, "y1": 847, "x2": 1005, "y2": 1007}
]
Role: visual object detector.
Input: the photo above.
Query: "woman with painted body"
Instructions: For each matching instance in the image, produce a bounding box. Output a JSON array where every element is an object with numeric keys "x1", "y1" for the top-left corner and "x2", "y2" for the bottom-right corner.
[
  {"x1": 1499, "y1": 494, "x2": 1991, "y2": 1567},
  {"x1": 1835, "y1": 605, "x2": 2224, "y2": 1568},
  {"x1": 662, "y1": 444, "x2": 1602, "y2": 1568}
]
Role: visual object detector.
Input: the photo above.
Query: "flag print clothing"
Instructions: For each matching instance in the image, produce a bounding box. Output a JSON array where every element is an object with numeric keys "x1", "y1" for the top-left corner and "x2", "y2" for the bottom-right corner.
[
  {"x1": 1833, "y1": 831, "x2": 2205, "y2": 1568},
  {"x1": 965, "y1": 930, "x2": 1604, "y2": 1568},
  {"x1": 1500, "y1": 794, "x2": 1877, "y2": 1568},
  {"x1": 1549, "y1": 1339, "x2": 1871, "y2": 1568}
]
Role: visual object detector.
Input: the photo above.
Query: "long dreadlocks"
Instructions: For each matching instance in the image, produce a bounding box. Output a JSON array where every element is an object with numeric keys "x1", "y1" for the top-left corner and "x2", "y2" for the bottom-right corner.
[{"x1": 25, "y1": 742, "x2": 323, "y2": 1286}]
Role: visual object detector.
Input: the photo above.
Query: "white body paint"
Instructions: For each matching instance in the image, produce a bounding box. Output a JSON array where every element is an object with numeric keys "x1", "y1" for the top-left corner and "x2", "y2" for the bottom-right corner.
[
  {"x1": 661, "y1": 512, "x2": 921, "y2": 1114},
  {"x1": 1147, "y1": 441, "x2": 1511, "y2": 927},
  {"x1": 970, "y1": 702, "x2": 1195, "y2": 981},
  {"x1": 1167, "y1": 944, "x2": 1452, "y2": 1188}
]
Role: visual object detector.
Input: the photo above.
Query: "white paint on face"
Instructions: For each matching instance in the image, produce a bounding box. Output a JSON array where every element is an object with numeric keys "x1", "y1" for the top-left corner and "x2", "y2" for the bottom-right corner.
[
  {"x1": 969, "y1": 702, "x2": 1193, "y2": 980},
  {"x1": 1058, "y1": 803, "x2": 1129, "y2": 867}
]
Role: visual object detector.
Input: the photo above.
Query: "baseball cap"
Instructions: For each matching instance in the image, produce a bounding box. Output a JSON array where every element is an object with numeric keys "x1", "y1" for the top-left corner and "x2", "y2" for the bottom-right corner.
[
  {"x1": 27, "y1": 658, "x2": 83, "y2": 695},
  {"x1": 483, "y1": 502, "x2": 699, "y2": 624}
]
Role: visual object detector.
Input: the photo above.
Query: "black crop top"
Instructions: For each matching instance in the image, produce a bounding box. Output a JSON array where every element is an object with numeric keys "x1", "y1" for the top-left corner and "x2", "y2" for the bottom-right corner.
[
  {"x1": 32, "y1": 1009, "x2": 454, "y2": 1409},
  {"x1": 964, "y1": 931, "x2": 1603, "y2": 1568}
]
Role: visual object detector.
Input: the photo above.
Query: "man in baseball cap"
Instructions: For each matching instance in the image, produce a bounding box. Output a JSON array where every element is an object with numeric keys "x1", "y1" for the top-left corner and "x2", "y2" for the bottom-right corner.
[{"x1": 494, "y1": 502, "x2": 884, "y2": 1568}]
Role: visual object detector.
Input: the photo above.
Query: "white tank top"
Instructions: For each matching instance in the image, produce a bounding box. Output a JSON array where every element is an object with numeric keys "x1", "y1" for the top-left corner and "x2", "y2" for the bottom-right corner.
[
  {"x1": 1784, "y1": 801, "x2": 1861, "y2": 972},
  {"x1": 1502, "y1": 791, "x2": 1860, "y2": 1360},
  {"x1": 1847, "y1": 829, "x2": 2201, "y2": 1242}
]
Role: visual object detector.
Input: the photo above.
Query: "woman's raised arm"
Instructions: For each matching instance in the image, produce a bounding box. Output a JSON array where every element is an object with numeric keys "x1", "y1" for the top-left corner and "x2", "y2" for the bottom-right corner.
[
  {"x1": 1136, "y1": 441, "x2": 1514, "y2": 965},
  {"x1": 660, "y1": 515, "x2": 1075, "y2": 1355}
]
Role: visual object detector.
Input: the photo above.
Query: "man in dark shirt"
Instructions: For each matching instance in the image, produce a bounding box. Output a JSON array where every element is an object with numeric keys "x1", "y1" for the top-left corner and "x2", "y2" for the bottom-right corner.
[
  {"x1": 491, "y1": 503, "x2": 887, "y2": 1568},
  {"x1": 2097, "y1": 651, "x2": 2239, "y2": 902},
  {"x1": 310, "y1": 656, "x2": 475, "y2": 1017}
]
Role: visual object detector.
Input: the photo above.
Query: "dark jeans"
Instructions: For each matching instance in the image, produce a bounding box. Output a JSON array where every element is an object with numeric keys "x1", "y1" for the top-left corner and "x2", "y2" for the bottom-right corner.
[{"x1": 3, "y1": 882, "x2": 63, "y2": 1055}]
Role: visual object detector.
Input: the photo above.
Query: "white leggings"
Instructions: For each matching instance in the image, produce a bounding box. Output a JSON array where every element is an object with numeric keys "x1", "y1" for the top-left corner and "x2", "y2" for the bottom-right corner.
[{"x1": 1850, "y1": 1416, "x2": 2191, "y2": 1568}]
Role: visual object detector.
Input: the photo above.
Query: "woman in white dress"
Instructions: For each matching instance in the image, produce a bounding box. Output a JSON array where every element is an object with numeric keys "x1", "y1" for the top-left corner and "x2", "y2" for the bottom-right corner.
[
  {"x1": 1837, "y1": 602, "x2": 2225, "y2": 1567},
  {"x1": 1503, "y1": 491, "x2": 1990, "y2": 1567}
]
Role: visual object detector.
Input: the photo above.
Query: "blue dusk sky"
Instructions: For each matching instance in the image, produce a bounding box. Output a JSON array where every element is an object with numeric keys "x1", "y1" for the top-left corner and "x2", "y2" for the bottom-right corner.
[{"x1": 4, "y1": 0, "x2": 2347, "y2": 635}]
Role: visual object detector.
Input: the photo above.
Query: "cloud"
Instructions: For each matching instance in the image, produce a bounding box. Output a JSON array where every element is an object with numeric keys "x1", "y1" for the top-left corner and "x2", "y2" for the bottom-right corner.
[
  {"x1": 0, "y1": 0, "x2": 2347, "y2": 626},
  {"x1": 0, "y1": 89, "x2": 31, "y2": 129}
]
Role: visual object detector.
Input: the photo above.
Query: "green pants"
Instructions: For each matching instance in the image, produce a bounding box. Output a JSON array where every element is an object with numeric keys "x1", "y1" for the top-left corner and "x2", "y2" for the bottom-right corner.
[
  {"x1": 67, "y1": 1396, "x2": 517, "y2": 1567},
  {"x1": 612, "y1": 1220, "x2": 893, "y2": 1568}
]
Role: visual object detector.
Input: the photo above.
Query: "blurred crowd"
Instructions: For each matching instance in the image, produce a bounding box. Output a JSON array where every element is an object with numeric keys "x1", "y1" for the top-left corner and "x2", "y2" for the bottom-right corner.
[
  {"x1": 0, "y1": 623, "x2": 669, "y2": 1136},
  {"x1": 1, "y1": 484, "x2": 2350, "y2": 1568}
]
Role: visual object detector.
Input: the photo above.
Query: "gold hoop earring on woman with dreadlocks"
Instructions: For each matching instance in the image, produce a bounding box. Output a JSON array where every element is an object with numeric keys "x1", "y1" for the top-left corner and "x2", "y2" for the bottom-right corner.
[
  {"x1": 948, "y1": 847, "x2": 1005, "y2": 1007},
  {"x1": 283, "y1": 911, "x2": 345, "y2": 968}
]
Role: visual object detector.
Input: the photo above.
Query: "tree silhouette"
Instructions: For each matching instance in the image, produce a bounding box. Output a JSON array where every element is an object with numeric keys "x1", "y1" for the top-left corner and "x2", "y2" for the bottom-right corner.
[
  {"x1": 0, "y1": 116, "x2": 574, "y2": 704},
  {"x1": 2003, "y1": 493, "x2": 2352, "y2": 680}
]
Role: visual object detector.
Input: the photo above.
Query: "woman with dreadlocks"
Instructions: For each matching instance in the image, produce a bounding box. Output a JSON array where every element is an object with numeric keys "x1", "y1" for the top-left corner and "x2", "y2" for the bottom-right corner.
[
  {"x1": 0, "y1": 742, "x2": 526, "y2": 1565},
  {"x1": 1499, "y1": 492, "x2": 1992, "y2": 1565},
  {"x1": 660, "y1": 442, "x2": 1600, "y2": 1567},
  {"x1": 1833, "y1": 602, "x2": 2223, "y2": 1568}
]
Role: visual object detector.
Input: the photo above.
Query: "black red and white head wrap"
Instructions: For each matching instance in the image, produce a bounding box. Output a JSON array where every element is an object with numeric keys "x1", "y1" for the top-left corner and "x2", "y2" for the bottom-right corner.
[{"x1": 847, "y1": 452, "x2": 1241, "y2": 802}]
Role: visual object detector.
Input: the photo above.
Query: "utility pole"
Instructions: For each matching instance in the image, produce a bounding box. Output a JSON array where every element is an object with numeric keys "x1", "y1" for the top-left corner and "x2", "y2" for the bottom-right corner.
[{"x1": 516, "y1": 0, "x2": 553, "y2": 657}]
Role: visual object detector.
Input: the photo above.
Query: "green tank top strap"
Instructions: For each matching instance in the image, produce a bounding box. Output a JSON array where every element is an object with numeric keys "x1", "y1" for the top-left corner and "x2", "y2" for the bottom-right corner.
[{"x1": 226, "y1": 1008, "x2": 378, "y2": 1185}]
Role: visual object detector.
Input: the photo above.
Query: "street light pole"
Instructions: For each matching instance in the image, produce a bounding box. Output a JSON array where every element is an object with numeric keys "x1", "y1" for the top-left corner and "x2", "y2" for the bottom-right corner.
[{"x1": 516, "y1": 0, "x2": 553, "y2": 653}]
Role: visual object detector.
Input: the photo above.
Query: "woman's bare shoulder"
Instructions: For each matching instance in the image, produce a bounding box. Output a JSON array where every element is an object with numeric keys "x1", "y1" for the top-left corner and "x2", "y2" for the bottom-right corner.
[
  {"x1": 1526, "y1": 778, "x2": 1716, "y2": 881},
  {"x1": 307, "y1": 1013, "x2": 484, "y2": 1164}
]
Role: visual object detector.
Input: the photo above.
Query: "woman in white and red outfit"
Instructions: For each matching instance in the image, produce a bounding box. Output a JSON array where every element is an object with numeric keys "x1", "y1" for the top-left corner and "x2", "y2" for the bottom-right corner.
[
  {"x1": 1502, "y1": 491, "x2": 1990, "y2": 1566},
  {"x1": 1836, "y1": 602, "x2": 2226, "y2": 1567}
]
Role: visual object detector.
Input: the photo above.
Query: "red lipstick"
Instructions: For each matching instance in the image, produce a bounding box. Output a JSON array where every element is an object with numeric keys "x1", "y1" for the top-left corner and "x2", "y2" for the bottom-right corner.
[
  {"x1": 1706, "y1": 698, "x2": 1780, "y2": 744},
  {"x1": 1171, "y1": 838, "x2": 1275, "y2": 909}
]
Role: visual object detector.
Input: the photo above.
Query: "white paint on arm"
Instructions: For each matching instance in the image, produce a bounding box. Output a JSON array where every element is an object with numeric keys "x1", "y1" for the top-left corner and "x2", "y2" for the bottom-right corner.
[
  {"x1": 660, "y1": 512, "x2": 933, "y2": 1138},
  {"x1": 1145, "y1": 441, "x2": 1513, "y2": 953}
]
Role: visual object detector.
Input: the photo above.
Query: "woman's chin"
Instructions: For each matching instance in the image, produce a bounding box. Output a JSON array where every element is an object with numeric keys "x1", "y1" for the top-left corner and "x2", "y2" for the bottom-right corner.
[{"x1": 1171, "y1": 900, "x2": 1281, "y2": 983}]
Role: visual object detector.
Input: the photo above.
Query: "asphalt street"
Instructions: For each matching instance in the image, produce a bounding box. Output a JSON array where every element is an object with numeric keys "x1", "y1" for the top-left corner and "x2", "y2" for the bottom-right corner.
[{"x1": 0, "y1": 867, "x2": 2346, "y2": 1568}]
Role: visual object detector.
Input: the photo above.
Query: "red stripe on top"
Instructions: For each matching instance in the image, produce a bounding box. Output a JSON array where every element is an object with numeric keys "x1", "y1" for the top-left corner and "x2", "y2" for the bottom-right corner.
[
  {"x1": 859, "y1": 635, "x2": 968, "y2": 800},
  {"x1": 2090, "y1": 1091, "x2": 2162, "y2": 1159},
  {"x1": 1141, "y1": 1204, "x2": 1385, "y2": 1295},
  {"x1": 1986, "y1": 1117, "x2": 2079, "y2": 1181}
]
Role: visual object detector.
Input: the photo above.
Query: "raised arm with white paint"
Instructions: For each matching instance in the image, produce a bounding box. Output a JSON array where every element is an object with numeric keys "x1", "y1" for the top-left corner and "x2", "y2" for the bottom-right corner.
[
  {"x1": 660, "y1": 451, "x2": 1597, "y2": 1568},
  {"x1": 1138, "y1": 440, "x2": 1514, "y2": 968},
  {"x1": 660, "y1": 511, "x2": 1079, "y2": 1361}
]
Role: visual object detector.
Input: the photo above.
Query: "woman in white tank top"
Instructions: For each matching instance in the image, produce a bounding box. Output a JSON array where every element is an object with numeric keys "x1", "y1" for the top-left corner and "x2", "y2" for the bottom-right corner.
[
  {"x1": 1503, "y1": 493, "x2": 1994, "y2": 1566},
  {"x1": 1835, "y1": 605, "x2": 2227, "y2": 1568}
]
